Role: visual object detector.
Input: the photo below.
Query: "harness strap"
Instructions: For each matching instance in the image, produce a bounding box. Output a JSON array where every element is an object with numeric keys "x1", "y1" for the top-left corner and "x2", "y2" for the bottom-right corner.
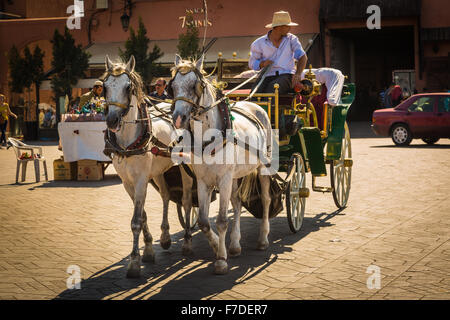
[{"x1": 230, "y1": 106, "x2": 266, "y2": 132}]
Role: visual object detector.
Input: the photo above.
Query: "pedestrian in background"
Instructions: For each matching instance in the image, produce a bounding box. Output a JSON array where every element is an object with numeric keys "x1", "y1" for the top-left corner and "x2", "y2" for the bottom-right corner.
[
  {"x1": 150, "y1": 78, "x2": 170, "y2": 100},
  {"x1": 0, "y1": 94, "x2": 17, "y2": 147},
  {"x1": 390, "y1": 83, "x2": 402, "y2": 107},
  {"x1": 383, "y1": 84, "x2": 393, "y2": 108}
]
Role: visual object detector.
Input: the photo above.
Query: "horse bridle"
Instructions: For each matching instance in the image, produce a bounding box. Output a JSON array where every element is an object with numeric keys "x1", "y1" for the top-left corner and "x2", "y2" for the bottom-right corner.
[
  {"x1": 168, "y1": 68, "x2": 207, "y2": 118},
  {"x1": 101, "y1": 68, "x2": 136, "y2": 115}
]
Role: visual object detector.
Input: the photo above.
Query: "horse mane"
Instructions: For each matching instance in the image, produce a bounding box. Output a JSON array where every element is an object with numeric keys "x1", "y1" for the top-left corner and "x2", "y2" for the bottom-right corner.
[
  {"x1": 170, "y1": 58, "x2": 217, "y2": 99},
  {"x1": 101, "y1": 59, "x2": 145, "y2": 103}
]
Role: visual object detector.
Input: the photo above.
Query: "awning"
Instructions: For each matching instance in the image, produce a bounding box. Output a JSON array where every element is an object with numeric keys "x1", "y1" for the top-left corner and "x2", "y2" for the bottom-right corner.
[
  {"x1": 86, "y1": 33, "x2": 318, "y2": 66},
  {"x1": 40, "y1": 78, "x2": 102, "y2": 90}
]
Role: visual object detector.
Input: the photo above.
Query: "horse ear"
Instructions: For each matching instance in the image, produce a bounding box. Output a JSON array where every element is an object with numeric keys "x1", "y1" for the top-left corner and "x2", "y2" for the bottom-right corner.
[
  {"x1": 105, "y1": 55, "x2": 113, "y2": 71},
  {"x1": 196, "y1": 54, "x2": 205, "y2": 71},
  {"x1": 126, "y1": 55, "x2": 136, "y2": 73},
  {"x1": 175, "y1": 54, "x2": 182, "y2": 67}
]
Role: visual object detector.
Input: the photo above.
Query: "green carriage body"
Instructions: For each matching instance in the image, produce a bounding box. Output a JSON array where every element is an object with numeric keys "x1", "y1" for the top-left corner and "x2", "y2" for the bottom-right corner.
[{"x1": 218, "y1": 58, "x2": 356, "y2": 232}]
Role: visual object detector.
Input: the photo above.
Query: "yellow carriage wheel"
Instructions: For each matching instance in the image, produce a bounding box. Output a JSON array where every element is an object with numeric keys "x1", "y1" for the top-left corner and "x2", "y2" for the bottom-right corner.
[{"x1": 330, "y1": 122, "x2": 352, "y2": 208}]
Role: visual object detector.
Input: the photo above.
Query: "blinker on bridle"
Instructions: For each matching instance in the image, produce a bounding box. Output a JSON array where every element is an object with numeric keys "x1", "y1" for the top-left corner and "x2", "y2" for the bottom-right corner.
[
  {"x1": 102, "y1": 68, "x2": 134, "y2": 110},
  {"x1": 170, "y1": 67, "x2": 207, "y2": 117}
]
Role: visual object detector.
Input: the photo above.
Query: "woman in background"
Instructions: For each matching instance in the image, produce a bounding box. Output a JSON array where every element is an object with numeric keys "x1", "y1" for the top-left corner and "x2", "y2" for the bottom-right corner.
[{"x1": 0, "y1": 94, "x2": 17, "y2": 147}]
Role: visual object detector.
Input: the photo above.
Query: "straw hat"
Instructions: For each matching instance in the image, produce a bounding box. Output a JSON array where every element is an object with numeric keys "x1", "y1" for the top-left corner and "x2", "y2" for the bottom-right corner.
[{"x1": 265, "y1": 11, "x2": 298, "y2": 28}]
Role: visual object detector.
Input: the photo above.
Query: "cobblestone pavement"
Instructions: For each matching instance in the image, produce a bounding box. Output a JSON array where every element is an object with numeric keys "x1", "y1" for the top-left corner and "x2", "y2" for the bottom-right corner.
[{"x1": 0, "y1": 122, "x2": 449, "y2": 300}]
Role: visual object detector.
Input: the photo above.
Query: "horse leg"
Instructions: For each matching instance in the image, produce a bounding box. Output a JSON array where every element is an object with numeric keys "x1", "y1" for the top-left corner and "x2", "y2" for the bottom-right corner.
[
  {"x1": 214, "y1": 174, "x2": 233, "y2": 275},
  {"x1": 229, "y1": 179, "x2": 242, "y2": 257},
  {"x1": 141, "y1": 209, "x2": 155, "y2": 263},
  {"x1": 127, "y1": 179, "x2": 148, "y2": 278},
  {"x1": 257, "y1": 171, "x2": 271, "y2": 250},
  {"x1": 197, "y1": 179, "x2": 219, "y2": 255},
  {"x1": 180, "y1": 166, "x2": 194, "y2": 256},
  {"x1": 123, "y1": 181, "x2": 155, "y2": 264},
  {"x1": 153, "y1": 175, "x2": 171, "y2": 250}
]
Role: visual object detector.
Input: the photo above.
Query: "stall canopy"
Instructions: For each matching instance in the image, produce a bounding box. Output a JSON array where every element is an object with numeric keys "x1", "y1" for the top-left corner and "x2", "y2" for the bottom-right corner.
[
  {"x1": 40, "y1": 33, "x2": 318, "y2": 89},
  {"x1": 86, "y1": 33, "x2": 319, "y2": 67}
]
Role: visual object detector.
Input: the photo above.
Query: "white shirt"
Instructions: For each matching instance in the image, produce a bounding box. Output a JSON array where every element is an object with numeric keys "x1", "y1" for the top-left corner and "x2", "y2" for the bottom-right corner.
[
  {"x1": 301, "y1": 68, "x2": 345, "y2": 106},
  {"x1": 249, "y1": 32, "x2": 306, "y2": 77}
]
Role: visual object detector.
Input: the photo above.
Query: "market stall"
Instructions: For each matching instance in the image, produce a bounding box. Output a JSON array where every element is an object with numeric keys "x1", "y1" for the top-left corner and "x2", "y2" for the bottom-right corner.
[{"x1": 55, "y1": 95, "x2": 111, "y2": 181}]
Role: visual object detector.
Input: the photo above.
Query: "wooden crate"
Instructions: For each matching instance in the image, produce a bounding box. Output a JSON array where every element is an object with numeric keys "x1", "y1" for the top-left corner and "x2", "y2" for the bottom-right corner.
[
  {"x1": 53, "y1": 157, "x2": 77, "y2": 180},
  {"x1": 77, "y1": 161, "x2": 104, "y2": 181}
]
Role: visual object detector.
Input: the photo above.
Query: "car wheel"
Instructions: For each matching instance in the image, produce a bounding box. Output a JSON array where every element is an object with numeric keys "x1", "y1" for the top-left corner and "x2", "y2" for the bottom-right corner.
[
  {"x1": 391, "y1": 124, "x2": 412, "y2": 146},
  {"x1": 422, "y1": 138, "x2": 440, "y2": 145}
]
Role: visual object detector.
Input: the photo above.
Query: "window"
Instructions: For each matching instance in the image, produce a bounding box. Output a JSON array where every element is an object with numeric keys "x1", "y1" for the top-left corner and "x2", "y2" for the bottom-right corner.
[
  {"x1": 408, "y1": 97, "x2": 434, "y2": 112},
  {"x1": 437, "y1": 96, "x2": 450, "y2": 113}
]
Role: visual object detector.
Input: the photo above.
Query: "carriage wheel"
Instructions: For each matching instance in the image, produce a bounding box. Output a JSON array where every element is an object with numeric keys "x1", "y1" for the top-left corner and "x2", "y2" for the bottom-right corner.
[
  {"x1": 176, "y1": 204, "x2": 199, "y2": 231},
  {"x1": 286, "y1": 153, "x2": 307, "y2": 233},
  {"x1": 330, "y1": 122, "x2": 352, "y2": 208}
]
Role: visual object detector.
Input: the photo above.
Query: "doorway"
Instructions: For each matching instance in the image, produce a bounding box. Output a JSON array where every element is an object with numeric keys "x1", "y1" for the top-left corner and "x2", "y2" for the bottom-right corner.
[{"x1": 329, "y1": 26, "x2": 415, "y2": 120}]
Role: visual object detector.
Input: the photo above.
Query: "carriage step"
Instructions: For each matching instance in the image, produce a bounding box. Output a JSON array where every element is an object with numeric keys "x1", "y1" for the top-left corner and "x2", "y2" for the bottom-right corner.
[
  {"x1": 312, "y1": 176, "x2": 332, "y2": 193},
  {"x1": 313, "y1": 186, "x2": 333, "y2": 193}
]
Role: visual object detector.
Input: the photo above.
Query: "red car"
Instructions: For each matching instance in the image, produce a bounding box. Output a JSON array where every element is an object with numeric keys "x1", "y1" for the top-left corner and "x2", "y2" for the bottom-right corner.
[{"x1": 371, "y1": 93, "x2": 450, "y2": 146}]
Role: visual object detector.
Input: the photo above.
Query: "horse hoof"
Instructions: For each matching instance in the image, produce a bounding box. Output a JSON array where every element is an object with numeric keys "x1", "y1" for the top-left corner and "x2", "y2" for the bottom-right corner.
[
  {"x1": 257, "y1": 242, "x2": 269, "y2": 251},
  {"x1": 141, "y1": 253, "x2": 155, "y2": 263},
  {"x1": 160, "y1": 238, "x2": 171, "y2": 250},
  {"x1": 182, "y1": 245, "x2": 194, "y2": 257},
  {"x1": 213, "y1": 260, "x2": 228, "y2": 275},
  {"x1": 229, "y1": 246, "x2": 241, "y2": 257},
  {"x1": 126, "y1": 261, "x2": 141, "y2": 278}
]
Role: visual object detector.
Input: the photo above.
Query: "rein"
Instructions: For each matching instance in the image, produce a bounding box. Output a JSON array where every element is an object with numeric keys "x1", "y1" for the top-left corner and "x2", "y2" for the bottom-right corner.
[{"x1": 170, "y1": 68, "x2": 260, "y2": 119}]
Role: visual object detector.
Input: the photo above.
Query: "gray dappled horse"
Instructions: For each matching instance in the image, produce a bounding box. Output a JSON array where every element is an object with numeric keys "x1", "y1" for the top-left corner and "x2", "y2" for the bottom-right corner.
[
  {"x1": 170, "y1": 55, "x2": 274, "y2": 275},
  {"x1": 103, "y1": 55, "x2": 194, "y2": 278}
]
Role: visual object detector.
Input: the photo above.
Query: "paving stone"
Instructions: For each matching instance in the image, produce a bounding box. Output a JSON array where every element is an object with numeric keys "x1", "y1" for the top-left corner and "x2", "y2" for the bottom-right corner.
[{"x1": 0, "y1": 134, "x2": 449, "y2": 299}]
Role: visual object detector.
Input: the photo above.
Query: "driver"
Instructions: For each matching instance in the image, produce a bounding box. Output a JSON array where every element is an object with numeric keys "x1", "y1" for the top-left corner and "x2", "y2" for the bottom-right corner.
[{"x1": 249, "y1": 11, "x2": 308, "y2": 94}]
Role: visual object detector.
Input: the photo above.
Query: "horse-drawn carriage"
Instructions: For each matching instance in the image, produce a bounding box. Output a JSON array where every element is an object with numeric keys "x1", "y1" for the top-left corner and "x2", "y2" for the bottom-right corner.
[
  {"x1": 102, "y1": 54, "x2": 355, "y2": 277},
  {"x1": 173, "y1": 56, "x2": 356, "y2": 233}
]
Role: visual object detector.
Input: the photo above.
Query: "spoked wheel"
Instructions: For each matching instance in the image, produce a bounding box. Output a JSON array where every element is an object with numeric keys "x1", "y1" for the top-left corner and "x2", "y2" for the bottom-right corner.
[
  {"x1": 176, "y1": 205, "x2": 199, "y2": 231},
  {"x1": 330, "y1": 122, "x2": 352, "y2": 208},
  {"x1": 286, "y1": 153, "x2": 308, "y2": 233}
]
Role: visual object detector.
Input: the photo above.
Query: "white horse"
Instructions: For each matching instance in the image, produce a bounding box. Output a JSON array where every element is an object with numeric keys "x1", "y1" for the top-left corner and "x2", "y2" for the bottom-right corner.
[
  {"x1": 103, "y1": 55, "x2": 194, "y2": 278},
  {"x1": 170, "y1": 55, "x2": 273, "y2": 275}
]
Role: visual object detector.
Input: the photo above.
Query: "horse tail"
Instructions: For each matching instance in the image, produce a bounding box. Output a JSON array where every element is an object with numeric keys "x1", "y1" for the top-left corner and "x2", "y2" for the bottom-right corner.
[{"x1": 237, "y1": 170, "x2": 258, "y2": 203}]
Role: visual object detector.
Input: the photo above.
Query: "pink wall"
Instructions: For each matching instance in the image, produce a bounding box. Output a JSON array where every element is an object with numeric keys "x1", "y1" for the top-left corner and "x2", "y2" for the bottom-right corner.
[
  {"x1": 421, "y1": 0, "x2": 450, "y2": 28},
  {"x1": 88, "y1": 0, "x2": 320, "y2": 43}
]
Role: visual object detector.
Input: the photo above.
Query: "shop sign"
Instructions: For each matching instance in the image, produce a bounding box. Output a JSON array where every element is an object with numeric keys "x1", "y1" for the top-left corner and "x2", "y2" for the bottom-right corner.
[{"x1": 179, "y1": 8, "x2": 212, "y2": 28}]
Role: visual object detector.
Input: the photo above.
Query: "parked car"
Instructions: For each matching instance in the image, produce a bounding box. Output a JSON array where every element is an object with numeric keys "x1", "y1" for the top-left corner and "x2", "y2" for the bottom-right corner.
[{"x1": 371, "y1": 93, "x2": 450, "y2": 146}]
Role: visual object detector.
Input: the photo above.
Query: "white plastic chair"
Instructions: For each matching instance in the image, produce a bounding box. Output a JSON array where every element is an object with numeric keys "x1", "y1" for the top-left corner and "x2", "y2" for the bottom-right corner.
[{"x1": 8, "y1": 137, "x2": 48, "y2": 183}]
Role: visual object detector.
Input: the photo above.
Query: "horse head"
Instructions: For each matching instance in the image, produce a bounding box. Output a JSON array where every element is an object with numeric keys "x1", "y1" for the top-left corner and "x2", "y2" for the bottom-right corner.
[
  {"x1": 103, "y1": 55, "x2": 141, "y2": 132},
  {"x1": 170, "y1": 54, "x2": 206, "y2": 129}
]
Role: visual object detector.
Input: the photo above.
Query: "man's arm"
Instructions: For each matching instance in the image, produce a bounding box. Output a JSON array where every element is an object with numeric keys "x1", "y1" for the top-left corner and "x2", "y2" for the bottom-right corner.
[{"x1": 292, "y1": 54, "x2": 308, "y2": 88}]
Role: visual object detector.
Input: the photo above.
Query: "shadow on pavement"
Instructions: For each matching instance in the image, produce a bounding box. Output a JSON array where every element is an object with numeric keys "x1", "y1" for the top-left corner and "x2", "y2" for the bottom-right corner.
[
  {"x1": 347, "y1": 122, "x2": 378, "y2": 139},
  {"x1": 54, "y1": 208, "x2": 344, "y2": 300},
  {"x1": 371, "y1": 143, "x2": 450, "y2": 149},
  {"x1": 27, "y1": 174, "x2": 121, "y2": 189}
]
